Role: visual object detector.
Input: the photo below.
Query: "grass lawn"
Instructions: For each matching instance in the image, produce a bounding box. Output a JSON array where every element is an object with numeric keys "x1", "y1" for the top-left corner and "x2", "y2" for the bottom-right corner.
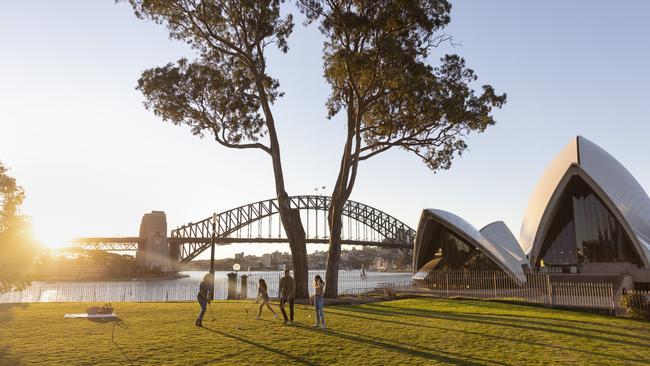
[{"x1": 1, "y1": 298, "x2": 649, "y2": 365}]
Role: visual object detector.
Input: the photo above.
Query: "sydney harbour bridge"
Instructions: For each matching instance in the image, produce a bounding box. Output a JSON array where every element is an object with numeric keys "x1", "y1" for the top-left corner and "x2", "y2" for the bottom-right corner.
[{"x1": 74, "y1": 195, "x2": 415, "y2": 269}]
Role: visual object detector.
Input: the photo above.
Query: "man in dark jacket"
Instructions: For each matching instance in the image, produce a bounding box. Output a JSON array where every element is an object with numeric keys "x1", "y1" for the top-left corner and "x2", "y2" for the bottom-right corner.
[{"x1": 279, "y1": 269, "x2": 295, "y2": 324}]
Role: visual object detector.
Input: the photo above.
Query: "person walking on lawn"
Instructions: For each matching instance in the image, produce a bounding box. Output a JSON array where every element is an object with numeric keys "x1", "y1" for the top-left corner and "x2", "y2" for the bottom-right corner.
[
  {"x1": 196, "y1": 273, "x2": 213, "y2": 327},
  {"x1": 313, "y1": 275, "x2": 326, "y2": 329},
  {"x1": 279, "y1": 269, "x2": 295, "y2": 324},
  {"x1": 256, "y1": 278, "x2": 278, "y2": 320}
]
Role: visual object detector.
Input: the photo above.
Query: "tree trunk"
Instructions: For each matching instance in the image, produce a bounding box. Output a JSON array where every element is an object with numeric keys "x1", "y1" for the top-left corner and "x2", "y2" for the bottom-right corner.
[
  {"x1": 324, "y1": 200, "x2": 344, "y2": 298},
  {"x1": 252, "y1": 74, "x2": 310, "y2": 299},
  {"x1": 279, "y1": 202, "x2": 309, "y2": 299},
  {"x1": 324, "y1": 93, "x2": 358, "y2": 298}
]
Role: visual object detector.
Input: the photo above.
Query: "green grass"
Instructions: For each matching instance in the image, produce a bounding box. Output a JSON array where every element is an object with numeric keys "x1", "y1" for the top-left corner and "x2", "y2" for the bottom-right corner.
[{"x1": 1, "y1": 298, "x2": 649, "y2": 365}]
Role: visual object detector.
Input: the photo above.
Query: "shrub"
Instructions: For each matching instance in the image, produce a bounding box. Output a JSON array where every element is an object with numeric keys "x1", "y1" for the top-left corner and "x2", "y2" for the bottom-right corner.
[{"x1": 619, "y1": 292, "x2": 650, "y2": 320}]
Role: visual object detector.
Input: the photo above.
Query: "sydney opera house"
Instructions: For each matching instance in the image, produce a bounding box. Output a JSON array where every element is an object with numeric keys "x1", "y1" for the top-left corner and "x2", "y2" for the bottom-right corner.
[{"x1": 414, "y1": 136, "x2": 650, "y2": 290}]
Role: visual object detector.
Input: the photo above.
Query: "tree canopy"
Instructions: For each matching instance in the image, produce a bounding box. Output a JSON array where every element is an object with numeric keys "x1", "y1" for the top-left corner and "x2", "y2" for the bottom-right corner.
[
  {"x1": 297, "y1": 0, "x2": 506, "y2": 296},
  {"x1": 125, "y1": 0, "x2": 312, "y2": 298},
  {"x1": 0, "y1": 162, "x2": 38, "y2": 293}
]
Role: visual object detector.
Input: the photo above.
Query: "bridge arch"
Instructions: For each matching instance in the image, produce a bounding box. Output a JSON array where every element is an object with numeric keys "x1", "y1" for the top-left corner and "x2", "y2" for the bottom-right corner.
[{"x1": 171, "y1": 195, "x2": 415, "y2": 263}]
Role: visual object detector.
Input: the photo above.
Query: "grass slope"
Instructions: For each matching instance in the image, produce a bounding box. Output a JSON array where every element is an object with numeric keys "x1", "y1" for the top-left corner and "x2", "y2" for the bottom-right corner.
[{"x1": 1, "y1": 298, "x2": 649, "y2": 365}]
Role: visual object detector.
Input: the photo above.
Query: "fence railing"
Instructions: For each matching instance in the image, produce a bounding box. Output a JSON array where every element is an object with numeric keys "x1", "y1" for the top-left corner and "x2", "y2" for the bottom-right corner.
[
  {"x1": 0, "y1": 271, "x2": 412, "y2": 304},
  {"x1": 2, "y1": 270, "x2": 648, "y2": 321}
]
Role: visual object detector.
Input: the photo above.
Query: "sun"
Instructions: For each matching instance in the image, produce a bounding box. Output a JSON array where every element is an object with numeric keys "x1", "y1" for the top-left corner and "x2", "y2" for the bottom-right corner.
[{"x1": 31, "y1": 221, "x2": 74, "y2": 251}]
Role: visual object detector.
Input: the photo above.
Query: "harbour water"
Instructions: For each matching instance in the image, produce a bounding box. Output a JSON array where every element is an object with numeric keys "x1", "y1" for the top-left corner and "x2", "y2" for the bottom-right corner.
[{"x1": 0, "y1": 270, "x2": 413, "y2": 303}]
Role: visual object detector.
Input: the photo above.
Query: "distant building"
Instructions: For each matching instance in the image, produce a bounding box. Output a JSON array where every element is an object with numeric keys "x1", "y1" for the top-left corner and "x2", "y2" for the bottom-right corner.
[
  {"x1": 271, "y1": 251, "x2": 282, "y2": 264},
  {"x1": 262, "y1": 253, "x2": 272, "y2": 268},
  {"x1": 235, "y1": 252, "x2": 244, "y2": 261}
]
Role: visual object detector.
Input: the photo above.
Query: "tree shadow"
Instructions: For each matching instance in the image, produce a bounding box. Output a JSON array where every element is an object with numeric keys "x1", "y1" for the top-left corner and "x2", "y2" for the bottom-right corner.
[
  {"x1": 0, "y1": 303, "x2": 28, "y2": 323},
  {"x1": 294, "y1": 324, "x2": 499, "y2": 365},
  {"x1": 0, "y1": 304, "x2": 28, "y2": 366},
  {"x1": 199, "y1": 326, "x2": 316, "y2": 366},
  {"x1": 464, "y1": 311, "x2": 650, "y2": 342},
  {"x1": 346, "y1": 303, "x2": 650, "y2": 349},
  {"x1": 0, "y1": 346, "x2": 23, "y2": 366},
  {"x1": 438, "y1": 300, "x2": 647, "y2": 331},
  {"x1": 327, "y1": 307, "x2": 648, "y2": 364}
]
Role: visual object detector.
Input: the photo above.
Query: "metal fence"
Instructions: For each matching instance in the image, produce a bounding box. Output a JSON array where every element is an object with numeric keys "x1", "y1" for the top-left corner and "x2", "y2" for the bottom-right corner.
[
  {"x1": 239, "y1": 271, "x2": 413, "y2": 299},
  {"x1": 372, "y1": 270, "x2": 621, "y2": 312},
  {"x1": 0, "y1": 281, "x2": 228, "y2": 303},
  {"x1": 3, "y1": 270, "x2": 648, "y2": 321},
  {"x1": 0, "y1": 271, "x2": 412, "y2": 304}
]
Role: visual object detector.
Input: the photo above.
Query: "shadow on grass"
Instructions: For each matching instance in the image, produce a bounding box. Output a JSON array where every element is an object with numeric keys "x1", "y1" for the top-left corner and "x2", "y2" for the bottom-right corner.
[
  {"x1": 328, "y1": 307, "x2": 648, "y2": 364},
  {"x1": 0, "y1": 304, "x2": 28, "y2": 366},
  {"x1": 0, "y1": 303, "x2": 28, "y2": 323},
  {"x1": 351, "y1": 303, "x2": 650, "y2": 349},
  {"x1": 87, "y1": 316, "x2": 123, "y2": 324},
  {"x1": 107, "y1": 320, "x2": 134, "y2": 366},
  {"x1": 200, "y1": 326, "x2": 315, "y2": 366},
  {"x1": 441, "y1": 299, "x2": 650, "y2": 332},
  {"x1": 294, "y1": 324, "x2": 500, "y2": 366},
  {"x1": 0, "y1": 346, "x2": 23, "y2": 366},
  {"x1": 470, "y1": 311, "x2": 650, "y2": 342}
]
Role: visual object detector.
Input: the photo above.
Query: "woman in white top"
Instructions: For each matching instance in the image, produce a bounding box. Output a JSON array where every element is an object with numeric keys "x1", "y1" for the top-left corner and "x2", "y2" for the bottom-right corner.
[{"x1": 313, "y1": 275, "x2": 326, "y2": 329}]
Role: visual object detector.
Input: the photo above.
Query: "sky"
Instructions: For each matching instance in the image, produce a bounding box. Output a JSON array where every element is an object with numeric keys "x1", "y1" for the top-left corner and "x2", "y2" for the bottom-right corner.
[{"x1": 1, "y1": 1, "x2": 649, "y2": 259}]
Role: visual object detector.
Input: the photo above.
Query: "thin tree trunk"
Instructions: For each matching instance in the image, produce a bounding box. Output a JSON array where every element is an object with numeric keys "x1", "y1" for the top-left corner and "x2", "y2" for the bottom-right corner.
[
  {"x1": 324, "y1": 197, "x2": 345, "y2": 298},
  {"x1": 254, "y1": 74, "x2": 309, "y2": 299},
  {"x1": 324, "y1": 91, "x2": 362, "y2": 298},
  {"x1": 279, "y1": 204, "x2": 309, "y2": 299}
]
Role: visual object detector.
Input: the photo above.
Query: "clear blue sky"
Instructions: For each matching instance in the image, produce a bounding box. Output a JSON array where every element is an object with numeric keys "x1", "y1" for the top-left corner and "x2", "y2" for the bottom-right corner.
[{"x1": 1, "y1": 1, "x2": 648, "y2": 259}]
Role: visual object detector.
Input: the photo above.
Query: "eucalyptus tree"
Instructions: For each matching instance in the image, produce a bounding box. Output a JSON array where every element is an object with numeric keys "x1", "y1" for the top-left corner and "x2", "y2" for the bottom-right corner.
[
  {"x1": 0, "y1": 162, "x2": 37, "y2": 293},
  {"x1": 298, "y1": 0, "x2": 507, "y2": 297},
  {"x1": 124, "y1": 0, "x2": 310, "y2": 297}
]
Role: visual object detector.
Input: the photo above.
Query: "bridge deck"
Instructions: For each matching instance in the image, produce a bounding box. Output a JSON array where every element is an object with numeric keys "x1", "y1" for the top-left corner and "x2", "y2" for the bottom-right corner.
[{"x1": 73, "y1": 237, "x2": 412, "y2": 251}]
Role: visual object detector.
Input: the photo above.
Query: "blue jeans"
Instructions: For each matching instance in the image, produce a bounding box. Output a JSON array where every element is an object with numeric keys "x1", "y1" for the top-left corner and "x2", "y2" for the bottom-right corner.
[
  {"x1": 314, "y1": 296, "x2": 325, "y2": 327},
  {"x1": 197, "y1": 294, "x2": 207, "y2": 324}
]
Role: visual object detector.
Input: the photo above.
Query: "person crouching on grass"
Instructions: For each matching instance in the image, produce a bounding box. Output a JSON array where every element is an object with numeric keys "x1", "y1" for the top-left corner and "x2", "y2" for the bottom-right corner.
[
  {"x1": 256, "y1": 278, "x2": 278, "y2": 320},
  {"x1": 313, "y1": 275, "x2": 326, "y2": 329},
  {"x1": 196, "y1": 273, "x2": 212, "y2": 327},
  {"x1": 279, "y1": 269, "x2": 295, "y2": 324}
]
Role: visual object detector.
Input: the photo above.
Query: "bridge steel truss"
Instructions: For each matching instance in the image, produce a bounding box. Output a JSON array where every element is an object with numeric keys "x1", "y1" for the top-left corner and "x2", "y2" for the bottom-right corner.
[{"x1": 171, "y1": 195, "x2": 416, "y2": 263}]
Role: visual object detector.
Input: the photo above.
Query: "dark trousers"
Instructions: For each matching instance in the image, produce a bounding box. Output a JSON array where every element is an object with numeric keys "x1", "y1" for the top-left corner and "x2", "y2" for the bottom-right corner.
[
  {"x1": 280, "y1": 298, "x2": 294, "y2": 322},
  {"x1": 197, "y1": 295, "x2": 207, "y2": 324}
]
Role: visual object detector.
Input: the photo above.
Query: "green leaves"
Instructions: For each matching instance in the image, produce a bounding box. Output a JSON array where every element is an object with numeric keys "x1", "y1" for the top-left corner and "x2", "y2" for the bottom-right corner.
[
  {"x1": 138, "y1": 59, "x2": 267, "y2": 146},
  {"x1": 299, "y1": 0, "x2": 506, "y2": 172},
  {"x1": 125, "y1": 0, "x2": 295, "y2": 152}
]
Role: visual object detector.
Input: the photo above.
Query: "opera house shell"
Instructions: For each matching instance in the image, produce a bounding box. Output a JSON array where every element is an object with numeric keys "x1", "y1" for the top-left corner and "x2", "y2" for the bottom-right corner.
[
  {"x1": 414, "y1": 136, "x2": 650, "y2": 288},
  {"x1": 520, "y1": 136, "x2": 650, "y2": 285},
  {"x1": 413, "y1": 209, "x2": 528, "y2": 284}
]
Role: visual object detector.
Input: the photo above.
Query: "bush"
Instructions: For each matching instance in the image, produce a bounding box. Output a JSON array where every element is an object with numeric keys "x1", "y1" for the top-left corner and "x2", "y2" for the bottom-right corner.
[{"x1": 619, "y1": 292, "x2": 650, "y2": 320}]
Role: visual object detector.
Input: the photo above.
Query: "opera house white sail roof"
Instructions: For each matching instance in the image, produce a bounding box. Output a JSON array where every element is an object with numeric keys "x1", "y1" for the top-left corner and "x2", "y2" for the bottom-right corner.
[
  {"x1": 480, "y1": 221, "x2": 528, "y2": 266},
  {"x1": 414, "y1": 209, "x2": 527, "y2": 283},
  {"x1": 520, "y1": 136, "x2": 650, "y2": 267}
]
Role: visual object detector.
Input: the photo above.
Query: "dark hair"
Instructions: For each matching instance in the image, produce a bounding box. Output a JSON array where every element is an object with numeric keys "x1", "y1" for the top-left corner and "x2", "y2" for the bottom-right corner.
[
  {"x1": 314, "y1": 275, "x2": 324, "y2": 286},
  {"x1": 259, "y1": 278, "x2": 267, "y2": 290}
]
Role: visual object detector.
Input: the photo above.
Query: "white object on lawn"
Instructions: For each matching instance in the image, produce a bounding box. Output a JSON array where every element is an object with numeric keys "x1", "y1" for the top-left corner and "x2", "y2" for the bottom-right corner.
[{"x1": 64, "y1": 313, "x2": 118, "y2": 319}]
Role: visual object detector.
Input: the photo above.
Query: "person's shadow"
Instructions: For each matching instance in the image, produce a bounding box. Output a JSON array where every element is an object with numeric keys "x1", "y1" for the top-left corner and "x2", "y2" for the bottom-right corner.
[{"x1": 200, "y1": 326, "x2": 316, "y2": 365}]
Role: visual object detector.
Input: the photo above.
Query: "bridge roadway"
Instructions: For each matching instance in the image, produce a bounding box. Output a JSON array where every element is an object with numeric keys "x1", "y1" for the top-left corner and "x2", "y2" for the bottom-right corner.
[
  {"x1": 73, "y1": 237, "x2": 412, "y2": 251},
  {"x1": 73, "y1": 195, "x2": 416, "y2": 264}
]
